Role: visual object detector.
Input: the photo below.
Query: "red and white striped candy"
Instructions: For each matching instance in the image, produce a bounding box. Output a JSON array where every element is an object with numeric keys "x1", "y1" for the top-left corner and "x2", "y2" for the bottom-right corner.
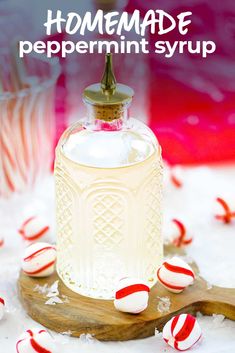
[
  {"x1": 19, "y1": 216, "x2": 50, "y2": 242},
  {"x1": 0, "y1": 236, "x2": 4, "y2": 248},
  {"x1": 114, "y1": 277, "x2": 150, "y2": 314},
  {"x1": 214, "y1": 197, "x2": 235, "y2": 224},
  {"x1": 170, "y1": 166, "x2": 184, "y2": 188},
  {"x1": 163, "y1": 314, "x2": 202, "y2": 351},
  {"x1": 0, "y1": 297, "x2": 5, "y2": 320},
  {"x1": 16, "y1": 328, "x2": 55, "y2": 353},
  {"x1": 163, "y1": 219, "x2": 192, "y2": 247},
  {"x1": 22, "y1": 242, "x2": 56, "y2": 277},
  {"x1": 157, "y1": 257, "x2": 195, "y2": 293},
  {"x1": 162, "y1": 219, "x2": 181, "y2": 241}
]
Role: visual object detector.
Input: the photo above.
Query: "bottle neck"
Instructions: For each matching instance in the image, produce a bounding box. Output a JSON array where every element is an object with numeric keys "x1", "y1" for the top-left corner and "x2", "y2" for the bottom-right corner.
[{"x1": 85, "y1": 103, "x2": 129, "y2": 131}]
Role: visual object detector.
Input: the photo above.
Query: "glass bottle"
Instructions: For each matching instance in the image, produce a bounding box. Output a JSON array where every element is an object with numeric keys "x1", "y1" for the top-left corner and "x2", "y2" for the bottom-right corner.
[{"x1": 55, "y1": 54, "x2": 163, "y2": 299}]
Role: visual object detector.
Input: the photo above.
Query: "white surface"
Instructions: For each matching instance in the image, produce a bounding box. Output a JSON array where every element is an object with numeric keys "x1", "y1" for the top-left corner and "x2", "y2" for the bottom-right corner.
[{"x1": 0, "y1": 164, "x2": 235, "y2": 352}]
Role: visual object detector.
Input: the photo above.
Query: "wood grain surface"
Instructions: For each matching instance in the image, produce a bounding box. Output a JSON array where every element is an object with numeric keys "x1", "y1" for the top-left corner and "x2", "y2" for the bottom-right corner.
[{"x1": 18, "y1": 245, "x2": 235, "y2": 341}]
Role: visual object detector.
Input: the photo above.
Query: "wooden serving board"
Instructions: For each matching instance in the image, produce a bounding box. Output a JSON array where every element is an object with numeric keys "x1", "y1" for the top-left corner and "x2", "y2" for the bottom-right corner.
[{"x1": 18, "y1": 246, "x2": 235, "y2": 341}]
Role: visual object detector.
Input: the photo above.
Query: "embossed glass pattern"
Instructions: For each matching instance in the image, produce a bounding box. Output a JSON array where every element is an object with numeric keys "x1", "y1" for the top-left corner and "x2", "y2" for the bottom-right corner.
[{"x1": 55, "y1": 118, "x2": 163, "y2": 299}]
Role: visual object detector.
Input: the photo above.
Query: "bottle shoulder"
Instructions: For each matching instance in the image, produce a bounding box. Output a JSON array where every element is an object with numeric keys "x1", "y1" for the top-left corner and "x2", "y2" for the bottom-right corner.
[{"x1": 59, "y1": 118, "x2": 160, "y2": 168}]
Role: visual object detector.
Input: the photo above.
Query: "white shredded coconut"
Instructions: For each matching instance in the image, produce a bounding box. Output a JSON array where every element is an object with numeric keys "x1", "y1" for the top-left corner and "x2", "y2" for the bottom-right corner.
[
  {"x1": 61, "y1": 294, "x2": 70, "y2": 303},
  {"x1": 157, "y1": 296, "x2": 171, "y2": 313},
  {"x1": 212, "y1": 314, "x2": 225, "y2": 327},
  {"x1": 46, "y1": 280, "x2": 59, "y2": 298},
  {"x1": 197, "y1": 311, "x2": 203, "y2": 318},
  {"x1": 34, "y1": 280, "x2": 69, "y2": 305},
  {"x1": 79, "y1": 333, "x2": 95, "y2": 343},
  {"x1": 60, "y1": 331, "x2": 72, "y2": 336},
  {"x1": 34, "y1": 283, "x2": 49, "y2": 295},
  {"x1": 45, "y1": 296, "x2": 63, "y2": 305},
  {"x1": 34, "y1": 281, "x2": 60, "y2": 298}
]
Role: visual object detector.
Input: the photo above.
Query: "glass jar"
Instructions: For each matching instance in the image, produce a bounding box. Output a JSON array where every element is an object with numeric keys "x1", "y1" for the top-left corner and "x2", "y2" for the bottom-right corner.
[
  {"x1": 0, "y1": 54, "x2": 60, "y2": 198},
  {"x1": 55, "y1": 54, "x2": 163, "y2": 299}
]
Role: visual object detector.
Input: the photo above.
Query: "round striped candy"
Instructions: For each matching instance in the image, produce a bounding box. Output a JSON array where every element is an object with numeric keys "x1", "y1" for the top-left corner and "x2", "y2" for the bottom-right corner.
[
  {"x1": 16, "y1": 328, "x2": 55, "y2": 353},
  {"x1": 0, "y1": 297, "x2": 5, "y2": 320},
  {"x1": 0, "y1": 237, "x2": 4, "y2": 248},
  {"x1": 170, "y1": 166, "x2": 184, "y2": 188},
  {"x1": 18, "y1": 216, "x2": 50, "y2": 242},
  {"x1": 114, "y1": 277, "x2": 150, "y2": 314},
  {"x1": 22, "y1": 242, "x2": 56, "y2": 277},
  {"x1": 163, "y1": 314, "x2": 202, "y2": 351},
  {"x1": 157, "y1": 257, "x2": 195, "y2": 293},
  {"x1": 215, "y1": 197, "x2": 235, "y2": 224},
  {"x1": 163, "y1": 219, "x2": 192, "y2": 247}
]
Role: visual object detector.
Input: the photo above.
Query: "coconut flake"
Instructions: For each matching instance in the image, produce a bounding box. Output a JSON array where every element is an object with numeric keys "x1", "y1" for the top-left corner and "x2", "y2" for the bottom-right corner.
[
  {"x1": 206, "y1": 281, "x2": 213, "y2": 290},
  {"x1": 212, "y1": 314, "x2": 225, "y2": 327},
  {"x1": 46, "y1": 280, "x2": 59, "y2": 298},
  {"x1": 61, "y1": 295, "x2": 70, "y2": 303},
  {"x1": 60, "y1": 330, "x2": 72, "y2": 336},
  {"x1": 45, "y1": 296, "x2": 63, "y2": 305},
  {"x1": 79, "y1": 333, "x2": 95, "y2": 343},
  {"x1": 34, "y1": 284, "x2": 49, "y2": 295},
  {"x1": 157, "y1": 296, "x2": 171, "y2": 313}
]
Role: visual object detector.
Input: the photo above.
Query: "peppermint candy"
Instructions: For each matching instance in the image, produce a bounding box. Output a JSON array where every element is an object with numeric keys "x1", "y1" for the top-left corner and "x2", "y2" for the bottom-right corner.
[
  {"x1": 22, "y1": 242, "x2": 56, "y2": 277},
  {"x1": 0, "y1": 297, "x2": 5, "y2": 320},
  {"x1": 170, "y1": 166, "x2": 184, "y2": 188},
  {"x1": 162, "y1": 219, "x2": 193, "y2": 247},
  {"x1": 19, "y1": 216, "x2": 50, "y2": 242},
  {"x1": 16, "y1": 328, "x2": 56, "y2": 353},
  {"x1": 157, "y1": 257, "x2": 195, "y2": 293},
  {"x1": 163, "y1": 314, "x2": 202, "y2": 351},
  {"x1": 0, "y1": 237, "x2": 4, "y2": 248},
  {"x1": 215, "y1": 197, "x2": 235, "y2": 224},
  {"x1": 114, "y1": 277, "x2": 150, "y2": 314}
]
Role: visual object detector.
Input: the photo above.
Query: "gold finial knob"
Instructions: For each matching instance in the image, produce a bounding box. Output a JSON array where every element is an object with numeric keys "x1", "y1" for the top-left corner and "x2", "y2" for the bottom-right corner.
[{"x1": 101, "y1": 53, "x2": 116, "y2": 94}]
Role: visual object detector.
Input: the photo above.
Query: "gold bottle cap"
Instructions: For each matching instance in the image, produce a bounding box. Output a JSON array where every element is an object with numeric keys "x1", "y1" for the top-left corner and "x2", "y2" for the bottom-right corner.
[
  {"x1": 83, "y1": 54, "x2": 134, "y2": 107},
  {"x1": 83, "y1": 54, "x2": 134, "y2": 121}
]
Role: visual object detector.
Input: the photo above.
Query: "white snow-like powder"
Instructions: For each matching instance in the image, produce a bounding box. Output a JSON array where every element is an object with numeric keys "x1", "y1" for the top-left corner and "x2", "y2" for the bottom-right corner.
[
  {"x1": 34, "y1": 284, "x2": 49, "y2": 295},
  {"x1": 61, "y1": 295, "x2": 70, "y2": 303},
  {"x1": 79, "y1": 333, "x2": 96, "y2": 343},
  {"x1": 157, "y1": 296, "x2": 171, "y2": 313},
  {"x1": 34, "y1": 280, "x2": 69, "y2": 305},
  {"x1": 34, "y1": 281, "x2": 60, "y2": 298},
  {"x1": 206, "y1": 282, "x2": 213, "y2": 290},
  {"x1": 212, "y1": 314, "x2": 226, "y2": 327},
  {"x1": 45, "y1": 296, "x2": 63, "y2": 305},
  {"x1": 46, "y1": 281, "x2": 60, "y2": 298},
  {"x1": 60, "y1": 331, "x2": 72, "y2": 336}
]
